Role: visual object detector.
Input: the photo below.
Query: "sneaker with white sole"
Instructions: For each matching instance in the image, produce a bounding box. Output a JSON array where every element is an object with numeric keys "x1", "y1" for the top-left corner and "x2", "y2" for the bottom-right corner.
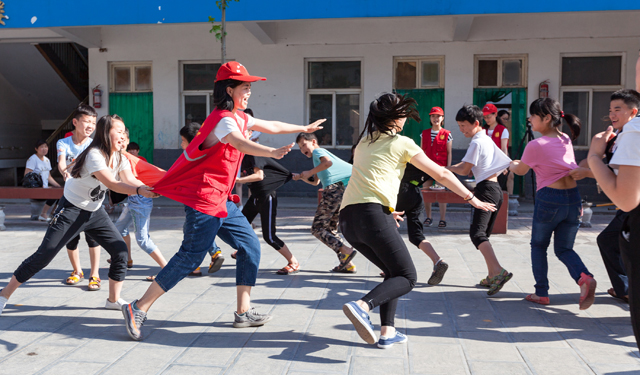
[
  {"x1": 377, "y1": 331, "x2": 408, "y2": 349},
  {"x1": 122, "y1": 300, "x2": 147, "y2": 341},
  {"x1": 0, "y1": 290, "x2": 8, "y2": 317},
  {"x1": 105, "y1": 298, "x2": 128, "y2": 310},
  {"x1": 427, "y1": 260, "x2": 449, "y2": 285},
  {"x1": 233, "y1": 307, "x2": 273, "y2": 328},
  {"x1": 343, "y1": 301, "x2": 377, "y2": 344}
]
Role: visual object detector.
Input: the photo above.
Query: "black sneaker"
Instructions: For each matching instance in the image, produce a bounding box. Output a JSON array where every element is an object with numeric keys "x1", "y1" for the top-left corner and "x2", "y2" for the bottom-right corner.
[
  {"x1": 122, "y1": 300, "x2": 147, "y2": 341},
  {"x1": 427, "y1": 260, "x2": 449, "y2": 285},
  {"x1": 233, "y1": 307, "x2": 273, "y2": 328}
]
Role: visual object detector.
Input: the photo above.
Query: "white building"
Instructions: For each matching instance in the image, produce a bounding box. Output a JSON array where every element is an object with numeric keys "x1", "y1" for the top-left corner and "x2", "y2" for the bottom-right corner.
[{"x1": 1, "y1": 1, "x2": 639, "y2": 197}]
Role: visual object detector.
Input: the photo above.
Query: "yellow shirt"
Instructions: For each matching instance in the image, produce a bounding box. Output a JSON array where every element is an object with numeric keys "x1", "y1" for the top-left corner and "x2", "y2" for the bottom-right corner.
[{"x1": 341, "y1": 132, "x2": 423, "y2": 211}]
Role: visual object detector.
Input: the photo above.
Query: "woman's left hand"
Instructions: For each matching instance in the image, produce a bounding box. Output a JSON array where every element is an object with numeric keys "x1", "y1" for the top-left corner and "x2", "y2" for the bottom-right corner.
[
  {"x1": 392, "y1": 210, "x2": 405, "y2": 227},
  {"x1": 303, "y1": 119, "x2": 326, "y2": 133}
]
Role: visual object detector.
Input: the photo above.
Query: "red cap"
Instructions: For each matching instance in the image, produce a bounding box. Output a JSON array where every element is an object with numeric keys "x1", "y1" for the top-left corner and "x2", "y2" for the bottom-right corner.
[
  {"x1": 482, "y1": 103, "x2": 498, "y2": 115},
  {"x1": 429, "y1": 107, "x2": 444, "y2": 116},
  {"x1": 215, "y1": 62, "x2": 266, "y2": 82}
]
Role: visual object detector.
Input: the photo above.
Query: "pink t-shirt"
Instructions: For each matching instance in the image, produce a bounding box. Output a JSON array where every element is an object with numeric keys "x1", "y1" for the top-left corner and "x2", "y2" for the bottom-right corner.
[{"x1": 521, "y1": 134, "x2": 578, "y2": 190}]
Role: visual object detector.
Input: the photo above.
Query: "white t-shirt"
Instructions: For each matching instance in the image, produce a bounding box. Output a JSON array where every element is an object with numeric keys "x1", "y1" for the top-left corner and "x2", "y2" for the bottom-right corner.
[
  {"x1": 57, "y1": 136, "x2": 93, "y2": 165},
  {"x1": 64, "y1": 149, "x2": 131, "y2": 212},
  {"x1": 26, "y1": 154, "x2": 52, "y2": 188},
  {"x1": 462, "y1": 131, "x2": 512, "y2": 182},
  {"x1": 487, "y1": 128, "x2": 509, "y2": 139},
  {"x1": 609, "y1": 116, "x2": 640, "y2": 173},
  {"x1": 202, "y1": 113, "x2": 256, "y2": 149}
]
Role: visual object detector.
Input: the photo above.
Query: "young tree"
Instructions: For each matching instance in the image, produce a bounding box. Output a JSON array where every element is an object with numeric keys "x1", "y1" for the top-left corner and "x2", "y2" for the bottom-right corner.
[{"x1": 209, "y1": 0, "x2": 240, "y2": 64}]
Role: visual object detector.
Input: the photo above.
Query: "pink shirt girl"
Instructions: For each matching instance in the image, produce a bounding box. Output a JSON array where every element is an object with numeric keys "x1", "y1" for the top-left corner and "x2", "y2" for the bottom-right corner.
[{"x1": 521, "y1": 134, "x2": 578, "y2": 190}]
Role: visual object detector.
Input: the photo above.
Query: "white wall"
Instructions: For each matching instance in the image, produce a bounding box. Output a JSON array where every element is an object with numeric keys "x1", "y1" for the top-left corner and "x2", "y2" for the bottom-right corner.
[{"x1": 87, "y1": 11, "x2": 640, "y2": 150}]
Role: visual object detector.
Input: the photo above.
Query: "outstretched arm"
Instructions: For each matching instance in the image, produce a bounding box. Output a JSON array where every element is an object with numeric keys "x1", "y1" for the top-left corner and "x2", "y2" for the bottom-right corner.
[
  {"x1": 509, "y1": 160, "x2": 530, "y2": 176},
  {"x1": 225, "y1": 131, "x2": 293, "y2": 159},
  {"x1": 251, "y1": 118, "x2": 325, "y2": 135},
  {"x1": 236, "y1": 168, "x2": 264, "y2": 184},
  {"x1": 448, "y1": 161, "x2": 473, "y2": 176}
]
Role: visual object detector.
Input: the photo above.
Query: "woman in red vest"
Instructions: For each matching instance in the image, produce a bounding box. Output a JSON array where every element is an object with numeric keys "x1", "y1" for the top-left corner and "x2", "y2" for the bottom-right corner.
[
  {"x1": 121, "y1": 62, "x2": 324, "y2": 341},
  {"x1": 482, "y1": 104, "x2": 512, "y2": 192},
  {"x1": 420, "y1": 107, "x2": 452, "y2": 228}
]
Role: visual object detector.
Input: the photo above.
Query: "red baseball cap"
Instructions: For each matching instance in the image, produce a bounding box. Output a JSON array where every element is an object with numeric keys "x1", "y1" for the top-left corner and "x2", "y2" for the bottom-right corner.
[
  {"x1": 482, "y1": 103, "x2": 498, "y2": 115},
  {"x1": 215, "y1": 62, "x2": 266, "y2": 82},
  {"x1": 429, "y1": 107, "x2": 444, "y2": 116}
]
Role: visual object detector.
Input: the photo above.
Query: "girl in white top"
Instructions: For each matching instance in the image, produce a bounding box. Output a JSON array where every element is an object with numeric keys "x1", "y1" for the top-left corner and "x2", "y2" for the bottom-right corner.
[
  {"x1": 0, "y1": 115, "x2": 158, "y2": 316},
  {"x1": 25, "y1": 139, "x2": 62, "y2": 221}
]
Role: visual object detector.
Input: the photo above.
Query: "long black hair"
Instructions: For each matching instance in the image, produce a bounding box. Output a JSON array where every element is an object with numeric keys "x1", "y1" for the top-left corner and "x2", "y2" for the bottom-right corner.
[
  {"x1": 213, "y1": 79, "x2": 244, "y2": 111},
  {"x1": 529, "y1": 98, "x2": 581, "y2": 141},
  {"x1": 71, "y1": 114, "x2": 125, "y2": 178},
  {"x1": 358, "y1": 92, "x2": 420, "y2": 144}
]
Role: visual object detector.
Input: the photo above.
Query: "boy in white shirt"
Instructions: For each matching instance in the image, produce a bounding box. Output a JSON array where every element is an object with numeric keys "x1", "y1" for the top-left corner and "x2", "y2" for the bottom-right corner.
[{"x1": 448, "y1": 104, "x2": 513, "y2": 296}]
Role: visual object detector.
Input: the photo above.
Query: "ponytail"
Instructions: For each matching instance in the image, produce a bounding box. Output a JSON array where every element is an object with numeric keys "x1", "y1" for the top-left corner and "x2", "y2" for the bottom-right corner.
[{"x1": 529, "y1": 98, "x2": 581, "y2": 141}]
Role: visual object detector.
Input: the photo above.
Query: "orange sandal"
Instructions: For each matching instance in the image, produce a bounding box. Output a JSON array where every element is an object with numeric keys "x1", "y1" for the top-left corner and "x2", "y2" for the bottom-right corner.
[
  {"x1": 88, "y1": 276, "x2": 101, "y2": 291},
  {"x1": 66, "y1": 271, "x2": 84, "y2": 285},
  {"x1": 276, "y1": 263, "x2": 300, "y2": 275},
  {"x1": 525, "y1": 294, "x2": 550, "y2": 305}
]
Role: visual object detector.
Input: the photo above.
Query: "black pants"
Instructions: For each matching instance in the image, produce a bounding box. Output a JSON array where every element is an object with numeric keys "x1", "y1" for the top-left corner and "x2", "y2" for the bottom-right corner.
[
  {"x1": 470, "y1": 180, "x2": 503, "y2": 249},
  {"x1": 242, "y1": 191, "x2": 285, "y2": 250},
  {"x1": 598, "y1": 210, "x2": 628, "y2": 298},
  {"x1": 14, "y1": 197, "x2": 129, "y2": 283},
  {"x1": 339, "y1": 203, "x2": 417, "y2": 327},
  {"x1": 396, "y1": 182, "x2": 425, "y2": 247},
  {"x1": 66, "y1": 232, "x2": 99, "y2": 250},
  {"x1": 620, "y1": 204, "x2": 640, "y2": 350}
]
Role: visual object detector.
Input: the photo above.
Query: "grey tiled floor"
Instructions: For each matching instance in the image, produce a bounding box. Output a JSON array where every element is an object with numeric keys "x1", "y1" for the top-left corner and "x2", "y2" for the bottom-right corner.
[{"x1": 0, "y1": 201, "x2": 637, "y2": 375}]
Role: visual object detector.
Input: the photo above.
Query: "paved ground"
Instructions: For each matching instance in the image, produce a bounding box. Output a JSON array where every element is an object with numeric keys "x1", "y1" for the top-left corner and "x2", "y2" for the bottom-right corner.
[{"x1": 0, "y1": 198, "x2": 638, "y2": 375}]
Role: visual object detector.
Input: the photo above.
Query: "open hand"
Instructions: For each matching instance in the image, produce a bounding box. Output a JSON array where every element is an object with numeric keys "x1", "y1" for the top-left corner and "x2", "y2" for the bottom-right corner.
[
  {"x1": 271, "y1": 143, "x2": 294, "y2": 159},
  {"x1": 392, "y1": 211, "x2": 405, "y2": 227},
  {"x1": 303, "y1": 119, "x2": 326, "y2": 133},
  {"x1": 469, "y1": 197, "x2": 496, "y2": 212}
]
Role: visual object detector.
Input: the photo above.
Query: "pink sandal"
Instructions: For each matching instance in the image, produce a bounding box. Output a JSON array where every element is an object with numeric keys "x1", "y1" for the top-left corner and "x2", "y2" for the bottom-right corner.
[
  {"x1": 578, "y1": 273, "x2": 597, "y2": 310},
  {"x1": 525, "y1": 294, "x2": 550, "y2": 305}
]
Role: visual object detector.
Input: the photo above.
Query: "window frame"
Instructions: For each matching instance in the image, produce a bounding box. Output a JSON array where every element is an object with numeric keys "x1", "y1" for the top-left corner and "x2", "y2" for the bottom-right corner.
[
  {"x1": 559, "y1": 52, "x2": 625, "y2": 148},
  {"x1": 109, "y1": 62, "x2": 153, "y2": 93},
  {"x1": 179, "y1": 60, "x2": 224, "y2": 129},
  {"x1": 393, "y1": 56, "x2": 445, "y2": 89},
  {"x1": 474, "y1": 54, "x2": 528, "y2": 88},
  {"x1": 304, "y1": 58, "x2": 363, "y2": 149}
]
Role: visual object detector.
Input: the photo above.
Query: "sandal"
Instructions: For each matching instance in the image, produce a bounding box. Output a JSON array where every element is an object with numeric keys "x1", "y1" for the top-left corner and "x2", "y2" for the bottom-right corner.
[
  {"x1": 276, "y1": 263, "x2": 300, "y2": 275},
  {"x1": 578, "y1": 273, "x2": 597, "y2": 310},
  {"x1": 607, "y1": 288, "x2": 629, "y2": 303},
  {"x1": 487, "y1": 269, "x2": 513, "y2": 296},
  {"x1": 189, "y1": 267, "x2": 203, "y2": 277},
  {"x1": 66, "y1": 271, "x2": 84, "y2": 285},
  {"x1": 423, "y1": 217, "x2": 433, "y2": 227},
  {"x1": 334, "y1": 251, "x2": 358, "y2": 273},
  {"x1": 231, "y1": 251, "x2": 237, "y2": 260},
  {"x1": 88, "y1": 276, "x2": 101, "y2": 291},
  {"x1": 477, "y1": 276, "x2": 491, "y2": 288},
  {"x1": 331, "y1": 263, "x2": 357, "y2": 273},
  {"x1": 438, "y1": 220, "x2": 447, "y2": 228},
  {"x1": 525, "y1": 294, "x2": 549, "y2": 305},
  {"x1": 208, "y1": 252, "x2": 225, "y2": 274},
  {"x1": 146, "y1": 275, "x2": 156, "y2": 282}
]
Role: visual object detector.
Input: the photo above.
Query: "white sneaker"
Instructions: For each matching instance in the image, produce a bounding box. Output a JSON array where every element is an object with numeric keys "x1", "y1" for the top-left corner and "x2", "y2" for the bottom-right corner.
[
  {"x1": 38, "y1": 215, "x2": 51, "y2": 222},
  {"x1": 0, "y1": 290, "x2": 8, "y2": 316},
  {"x1": 105, "y1": 298, "x2": 128, "y2": 310}
]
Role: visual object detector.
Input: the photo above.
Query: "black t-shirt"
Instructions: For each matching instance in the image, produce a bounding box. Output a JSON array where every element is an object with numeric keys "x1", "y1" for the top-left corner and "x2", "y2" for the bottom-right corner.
[
  {"x1": 401, "y1": 163, "x2": 430, "y2": 187},
  {"x1": 241, "y1": 156, "x2": 292, "y2": 196}
]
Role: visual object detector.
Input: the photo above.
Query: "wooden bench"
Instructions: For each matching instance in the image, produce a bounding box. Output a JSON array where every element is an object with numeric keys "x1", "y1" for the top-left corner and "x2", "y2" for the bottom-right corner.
[
  {"x1": 421, "y1": 189, "x2": 509, "y2": 234},
  {"x1": 0, "y1": 187, "x2": 64, "y2": 230}
]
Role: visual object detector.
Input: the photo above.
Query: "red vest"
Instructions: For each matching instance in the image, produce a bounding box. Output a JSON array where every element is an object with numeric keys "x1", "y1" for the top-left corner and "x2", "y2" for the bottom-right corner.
[
  {"x1": 153, "y1": 109, "x2": 247, "y2": 217},
  {"x1": 421, "y1": 128, "x2": 450, "y2": 167},
  {"x1": 486, "y1": 124, "x2": 507, "y2": 149}
]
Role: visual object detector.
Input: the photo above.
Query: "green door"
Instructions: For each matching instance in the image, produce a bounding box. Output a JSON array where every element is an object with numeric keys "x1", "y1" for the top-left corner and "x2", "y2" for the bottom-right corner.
[
  {"x1": 473, "y1": 88, "x2": 527, "y2": 194},
  {"x1": 109, "y1": 92, "x2": 154, "y2": 164},
  {"x1": 396, "y1": 89, "x2": 445, "y2": 145}
]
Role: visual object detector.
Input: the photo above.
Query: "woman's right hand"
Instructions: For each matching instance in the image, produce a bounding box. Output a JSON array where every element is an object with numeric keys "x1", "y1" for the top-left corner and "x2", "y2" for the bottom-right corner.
[
  {"x1": 469, "y1": 197, "x2": 496, "y2": 212},
  {"x1": 271, "y1": 143, "x2": 294, "y2": 159}
]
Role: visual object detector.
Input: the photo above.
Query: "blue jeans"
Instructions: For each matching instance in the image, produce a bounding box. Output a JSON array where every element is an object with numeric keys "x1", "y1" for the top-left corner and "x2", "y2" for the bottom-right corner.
[
  {"x1": 114, "y1": 196, "x2": 158, "y2": 254},
  {"x1": 531, "y1": 187, "x2": 591, "y2": 297},
  {"x1": 155, "y1": 201, "x2": 261, "y2": 292}
]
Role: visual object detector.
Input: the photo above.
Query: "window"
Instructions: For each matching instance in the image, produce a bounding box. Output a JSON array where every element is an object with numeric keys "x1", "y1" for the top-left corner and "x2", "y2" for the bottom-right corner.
[
  {"x1": 110, "y1": 63, "x2": 152, "y2": 92},
  {"x1": 474, "y1": 55, "x2": 527, "y2": 88},
  {"x1": 394, "y1": 57, "x2": 444, "y2": 89},
  {"x1": 306, "y1": 60, "x2": 362, "y2": 147},
  {"x1": 560, "y1": 54, "x2": 624, "y2": 146},
  {"x1": 180, "y1": 62, "x2": 221, "y2": 126}
]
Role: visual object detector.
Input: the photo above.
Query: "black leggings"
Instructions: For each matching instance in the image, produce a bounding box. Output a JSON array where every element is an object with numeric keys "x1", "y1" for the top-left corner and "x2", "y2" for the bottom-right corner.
[
  {"x1": 470, "y1": 180, "x2": 503, "y2": 248},
  {"x1": 14, "y1": 197, "x2": 129, "y2": 283},
  {"x1": 339, "y1": 203, "x2": 417, "y2": 327},
  {"x1": 242, "y1": 191, "x2": 285, "y2": 250},
  {"x1": 396, "y1": 182, "x2": 425, "y2": 248}
]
